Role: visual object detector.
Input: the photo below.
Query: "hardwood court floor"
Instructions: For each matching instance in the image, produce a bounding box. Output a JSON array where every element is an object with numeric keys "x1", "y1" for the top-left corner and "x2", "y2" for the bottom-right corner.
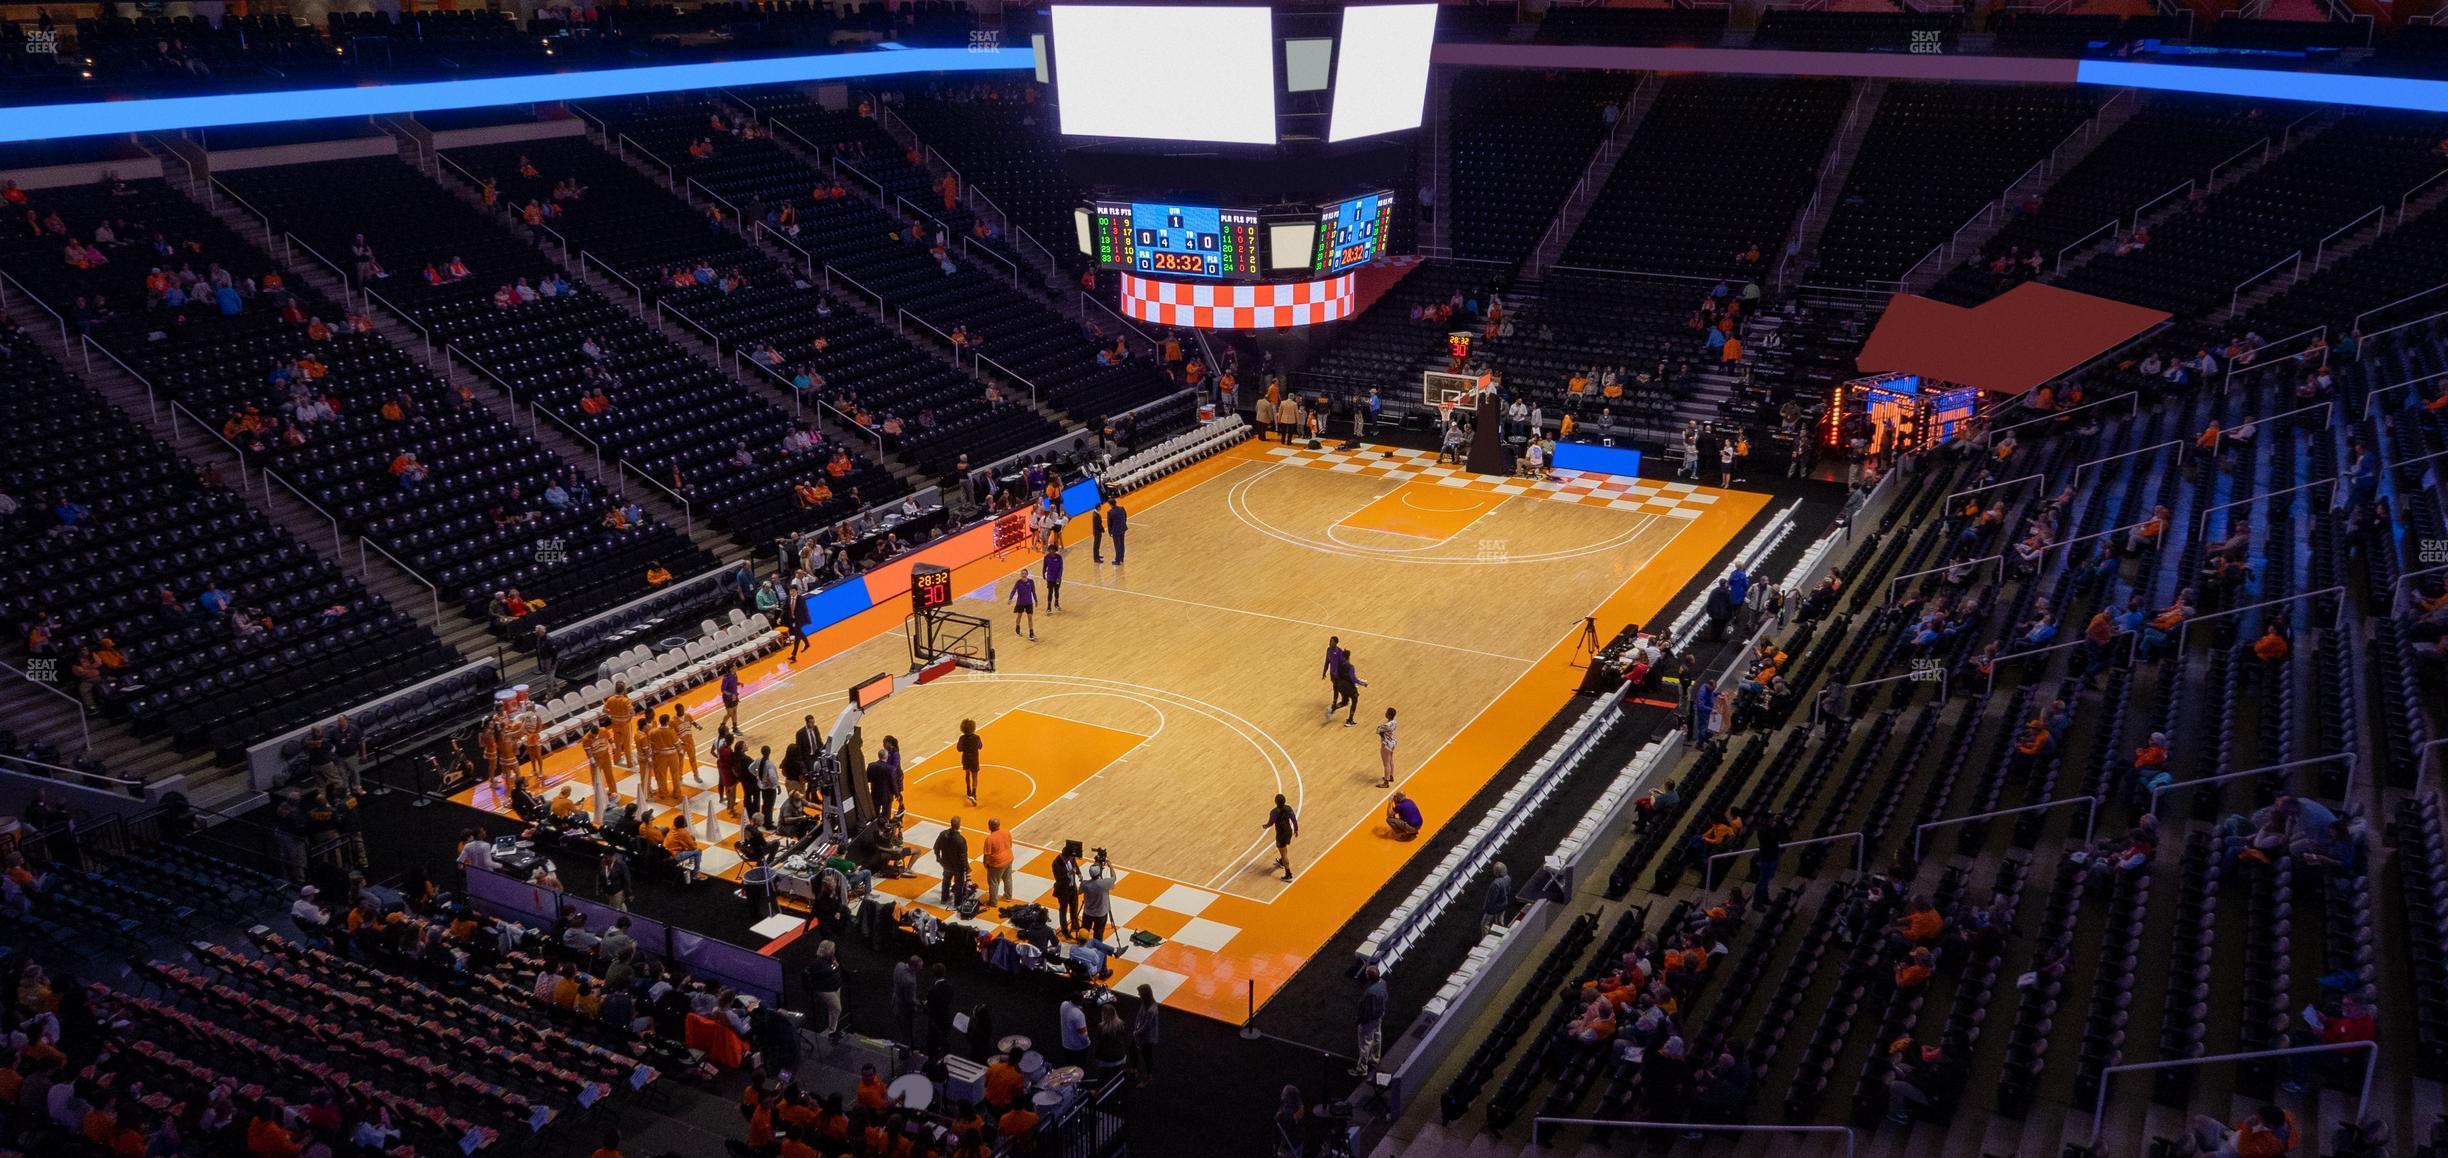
[{"x1": 457, "y1": 439, "x2": 1768, "y2": 1022}]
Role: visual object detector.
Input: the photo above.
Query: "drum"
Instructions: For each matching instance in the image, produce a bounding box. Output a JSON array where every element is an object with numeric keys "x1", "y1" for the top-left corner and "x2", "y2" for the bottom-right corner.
[
  {"x1": 1017, "y1": 1051, "x2": 1045, "y2": 1078},
  {"x1": 887, "y1": 1073, "x2": 933, "y2": 1113}
]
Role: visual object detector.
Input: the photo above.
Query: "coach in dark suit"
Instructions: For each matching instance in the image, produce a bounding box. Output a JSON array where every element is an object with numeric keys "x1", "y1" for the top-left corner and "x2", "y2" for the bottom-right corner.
[{"x1": 1108, "y1": 499, "x2": 1129, "y2": 565}]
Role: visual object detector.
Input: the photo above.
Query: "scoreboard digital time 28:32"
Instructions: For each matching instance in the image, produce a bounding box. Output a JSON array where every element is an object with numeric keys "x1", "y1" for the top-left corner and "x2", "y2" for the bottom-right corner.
[{"x1": 1089, "y1": 201, "x2": 1261, "y2": 279}]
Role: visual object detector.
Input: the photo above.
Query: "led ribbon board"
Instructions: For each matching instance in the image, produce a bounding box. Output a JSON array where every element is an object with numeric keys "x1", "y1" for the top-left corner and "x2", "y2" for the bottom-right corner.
[{"x1": 0, "y1": 46, "x2": 1036, "y2": 143}]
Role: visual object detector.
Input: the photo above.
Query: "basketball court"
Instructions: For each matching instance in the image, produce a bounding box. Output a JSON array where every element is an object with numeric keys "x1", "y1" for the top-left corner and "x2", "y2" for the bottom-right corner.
[{"x1": 455, "y1": 436, "x2": 1768, "y2": 1021}]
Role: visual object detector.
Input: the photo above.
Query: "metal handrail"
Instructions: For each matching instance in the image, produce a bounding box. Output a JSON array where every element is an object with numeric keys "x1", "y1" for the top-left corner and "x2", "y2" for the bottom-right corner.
[
  {"x1": 822, "y1": 264, "x2": 887, "y2": 315},
  {"x1": 1888, "y1": 554, "x2": 2003, "y2": 598},
  {"x1": 741, "y1": 355, "x2": 882, "y2": 452},
  {"x1": 1946, "y1": 472, "x2": 2045, "y2": 506},
  {"x1": 975, "y1": 352, "x2": 1039, "y2": 405},
  {"x1": 832, "y1": 155, "x2": 887, "y2": 199},
  {"x1": 1915, "y1": 795, "x2": 2097, "y2": 860},
  {"x1": 434, "y1": 149, "x2": 491, "y2": 199},
  {"x1": 899, "y1": 306, "x2": 956, "y2": 352},
  {"x1": 2207, "y1": 398, "x2": 2334, "y2": 454},
  {"x1": 2359, "y1": 303, "x2": 2448, "y2": 348},
  {"x1": 658, "y1": 299, "x2": 724, "y2": 355},
  {"x1": 1813, "y1": 670, "x2": 1947, "y2": 727},
  {"x1": 616, "y1": 133, "x2": 676, "y2": 190},
  {"x1": 2128, "y1": 178, "x2": 2194, "y2": 231},
  {"x1": 0, "y1": 747, "x2": 137, "y2": 787},
  {"x1": 894, "y1": 194, "x2": 953, "y2": 243},
  {"x1": 1898, "y1": 240, "x2": 1949, "y2": 290},
  {"x1": 0, "y1": 267, "x2": 69, "y2": 347},
  {"x1": 2194, "y1": 475, "x2": 2338, "y2": 537},
  {"x1": 2224, "y1": 324, "x2": 2328, "y2": 383},
  {"x1": 580, "y1": 253, "x2": 648, "y2": 313},
  {"x1": 283, "y1": 231, "x2": 357, "y2": 310},
  {"x1": 2401, "y1": 167, "x2": 2448, "y2": 224},
  {"x1": 2175, "y1": 586, "x2": 2347, "y2": 652},
  {"x1": 264, "y1": 469, "x2": 350, "y2": 572},
  {"x1": 2366, "y1": 369, "x2": 2448, "y2": 420},
  {"x1": 1991, "y1": 390, "x2": 2138, "y2": 441},
  {"x1": 959, "y1": 234, "x2": 1021, "y2": 287},
  {"x1": 2070, "y1": 438, "x2": 2186, "y2": 488},
  {"x1": 1981, "y1": 631, "x2": 2140, "y2": 695},
  {"x1": 2352, "y1": 281, "x2": 2448, "y2": 336},
  {"x1": 79, "y1": 334, "x2": 159, "y2": 423},
  {"x1": 2087, "y1": 1043, "x2": 2374, "y2": 1151},
  {"x1": 1703, "y1": 832, "x2": 1862, "y2": 890},
  {"x1": 357, "y1": 536, "x2": 445, "y2": 629},
  {"x1": 2313, "y1": 206, "x2": 2384, "y2": 271},
  {"x1": 2056, "y1": 219, "x2": 2119, "y2": 274},
  {"x1": 1531, "y1": 1120, "x2": 1853, "y2": 1155},
  {"x1": 1, "y1": 659, "x2": 94, "y2": 754},
  {"x1": 208, "y1": 176, "x2": 276, "y2": 246},
  {"x1": 166, "y1": 399, "x2": 253, "y2": 487},
  {"x1": 531, "y1": 221, "x2": 572, "y2": 266},
  {"x1": 2229, "y1": 251, "x2": 2301, "y2": 317},
  {"x1": 362, "y1": 283, "x2": 431, "y2": 361},
  {"x1": 685, "y1": 177, "x2": 744, "y2": 225},
  {"x1": 2147, "y1": 753, "x2": 2357, "y2": 816},
  {"x1": 768, "y1": 117, "x2": 827, "y2": 166},
  {"x1": 1547, "y1": 265, "x2": 1727, "y2": 286},
  {"x1": 2208, "y1": 136, "x2": 2270, "y2": 187},
  {"x1": 1078, "y1": 290, "x2": 1154, "y2": 345}
]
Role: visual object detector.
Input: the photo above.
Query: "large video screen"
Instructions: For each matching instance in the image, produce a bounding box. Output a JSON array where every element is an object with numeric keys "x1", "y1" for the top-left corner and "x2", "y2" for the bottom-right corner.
[
  {"x1": 1051, "y1": 5, "x2": 1279, "y2": 145},
  {"x1": 1327, "y1": 4, "x2": 1439, "y2": 143},
  {"x1": 1315, "y1": 191, "x2": 1396, "y2": 274}
]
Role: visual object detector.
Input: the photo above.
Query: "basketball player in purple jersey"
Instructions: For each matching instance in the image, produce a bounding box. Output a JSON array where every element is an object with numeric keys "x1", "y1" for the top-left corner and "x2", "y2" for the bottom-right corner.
[
  {"x1": 1009, "y1": 567, "x2": 1038, "y2": 640},
  {"x1": 1043, "y1": 548, "x2": 1064, "y2": 612},
  {"x1": 1322, "y1": 636, "x2": 1345, "y2": 717}
]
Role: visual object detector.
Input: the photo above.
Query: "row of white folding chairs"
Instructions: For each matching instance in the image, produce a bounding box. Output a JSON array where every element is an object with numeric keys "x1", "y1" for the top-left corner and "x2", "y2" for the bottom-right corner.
[
  {"x1": 546, "y1": 612, "x2": 773, "y2": 725},
  {"x1": 539, "y1": 617, "x2": 782, "y2": 748},
  {"x1": 1109, "y1": 421, "x2": 1248, "y2": 493}
]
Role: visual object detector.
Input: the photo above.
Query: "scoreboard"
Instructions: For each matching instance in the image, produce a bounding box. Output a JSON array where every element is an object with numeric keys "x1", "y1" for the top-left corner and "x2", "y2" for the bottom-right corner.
[
  {"x1": 1085, "y1": 201, "x2": 1263, "y2": 280},
  {"x1": 1082, "y1": 191, "x2": 1400, "y2": 284},
  {"x1": 910, "y1": 563, "x2": 954, "y2": 614},
  {"x1": 1315, "y1": 190, "x2": 1394, "y2": 274}
]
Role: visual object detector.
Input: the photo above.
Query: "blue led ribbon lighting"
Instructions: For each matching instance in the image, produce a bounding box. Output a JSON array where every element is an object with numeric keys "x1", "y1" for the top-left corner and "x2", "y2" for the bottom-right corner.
[
  {"x1": 2074, "y1": 60, "x2": 2448, "y2": 113},
  {"x1": 0, "y1": 46, "x2": 1036, "y2": 143}
]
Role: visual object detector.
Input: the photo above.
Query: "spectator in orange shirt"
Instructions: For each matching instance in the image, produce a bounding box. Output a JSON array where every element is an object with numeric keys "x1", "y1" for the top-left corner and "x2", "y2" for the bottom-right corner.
[
  {"x1": 2251, "y1": 625, "x2": 2290, "y2": 663},
  {"x1": 2133, "y1": 731, "x2": 2170, "y2": 781},
  {"x1": 590, "y1": 1129, "x2": 624, "y2": 1158},
  {"x1": 984, "y1": 1055, "x2": 1026, "y2": 1111},
  {"x1": 2186, "y1": 1105, "x2": 2299, "y2": 1158},
  {"x1": 997, "y1": 1105, "x2": 1041, "y2": 1147},
  {"x1": 980, "y1": 817, "x2": 1015, "y2": 904},
  {"x1": 1898, "y1": 897, "x2": 1944, "y2": 944},
  {"x1": 664, "y1": 817, "x2": 702, "y2": 873},
  {"x1": 1893, "y1": 947, "x2": 1934, "y2": 990}
]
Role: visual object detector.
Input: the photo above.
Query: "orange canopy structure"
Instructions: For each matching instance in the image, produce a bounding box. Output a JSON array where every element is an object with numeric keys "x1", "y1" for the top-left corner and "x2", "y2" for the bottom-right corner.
[{"x1": 1855, "y1": 283, "x2": 2171, "y2": 397}]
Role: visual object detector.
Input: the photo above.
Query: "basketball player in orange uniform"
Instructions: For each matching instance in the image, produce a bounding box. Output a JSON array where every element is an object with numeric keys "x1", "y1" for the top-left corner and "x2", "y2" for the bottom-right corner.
[
  {"x1": 645, "y1": 713, "x2": 683, "y2": 800},
  {"x1": 603, "y1": 681, "x2": 637, "y2": 769},
  {"x1": 581, "y1": 723, "x2": 617, "y2": 818},
  {"x1": 670, "y1": 706, "x2": 703, "y2": 788},
  {"x1": 478, "y1": 715, "x2": 512, "y2": 805}
]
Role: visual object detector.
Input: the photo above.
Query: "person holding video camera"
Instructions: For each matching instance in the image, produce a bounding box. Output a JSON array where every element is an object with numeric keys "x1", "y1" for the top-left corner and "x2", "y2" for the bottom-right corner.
[{"x1": 1080, "y1": 850, "x2": 1115, "y2": 943}]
